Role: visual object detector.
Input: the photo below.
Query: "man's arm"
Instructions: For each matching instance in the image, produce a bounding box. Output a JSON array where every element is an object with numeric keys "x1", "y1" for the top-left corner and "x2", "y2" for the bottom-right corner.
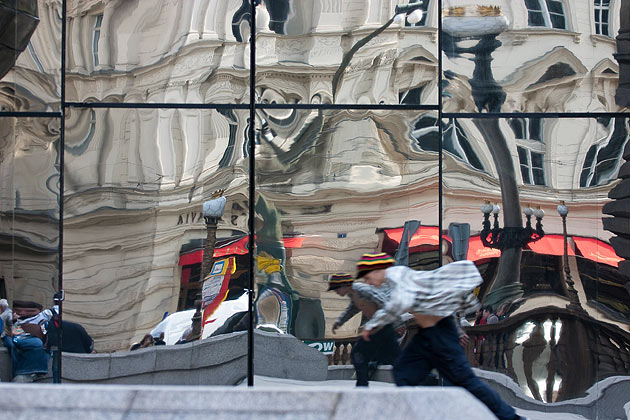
[
  {"x1": 363, "y1": 301, "x2": 405, "y2": 333},
  {"x1": 351, "y1": 283, "x2": 389, "y2": 307},
  {"x1": 333, "y1": 302, "x2": 359, "y2": 333}
]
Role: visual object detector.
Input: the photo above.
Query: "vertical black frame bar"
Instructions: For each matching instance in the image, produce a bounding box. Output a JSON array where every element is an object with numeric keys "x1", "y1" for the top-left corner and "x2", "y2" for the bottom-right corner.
[
  {"x1": 52, "y1": 0, "x2": 68, "y2": 384},
  {"x1": 438, "y1": 0, "x2": 443, "y2": 268},
  {"x1": 247, "y1": 0, "x2": 257, "y2": 387}
]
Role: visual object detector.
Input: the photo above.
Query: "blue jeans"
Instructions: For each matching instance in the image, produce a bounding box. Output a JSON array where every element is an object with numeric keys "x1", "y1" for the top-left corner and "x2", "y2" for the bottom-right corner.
[
  {"x1": 393, "y1": 317, "x2": 517, "y2": 420},
  {"x1": 2, "y1": 334, "x2": 50, "y2": 377},
  {"x1": 352, "y1": 324, "x2": 401, "y2": 386}
]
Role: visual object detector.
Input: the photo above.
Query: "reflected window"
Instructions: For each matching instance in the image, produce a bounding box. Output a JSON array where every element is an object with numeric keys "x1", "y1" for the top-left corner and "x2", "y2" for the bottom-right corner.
[
  {"x1": 178, "y1": 264, "x2": 201, "y2": 311},
  {"x1": 594, "y1": 0, "x2": 610, "y2": 36},
  {"x1": 412, "y1": 117, "x2": 485, "y2": 171},
  {"x1": 512, "y1": 118, "x2": 545, "y2": 185},
  {"x1": 509, "y1": 118, "x2": 543, "y2": 141},
  {"x1": 518, "y1": 146, "x2": 546, "y2": 185},
  {"x1": 578, "y1": 258, "x2": 630, "y2": 322},
  {"x1": 525, "y1": 0, "x2": 567, "y2": 29},
  {"x1": 580, "y1": 118, "x2": 630, "y2": 187},
  {"x1": 92, "y1": 14, "x2": 103, "y2": 67},
  {"x1": 521, "y1": 252, "x2": 565, "y2": 297}
]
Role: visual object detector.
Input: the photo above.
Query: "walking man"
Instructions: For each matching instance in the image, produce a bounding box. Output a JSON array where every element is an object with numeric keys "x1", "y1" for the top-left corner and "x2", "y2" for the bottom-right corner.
[
  {"x1": 358, "y1": 253, "x2": 525, "y2": 420},
  {"x1": 328, "y1": 267, "x2": 401, "y2": 387}
]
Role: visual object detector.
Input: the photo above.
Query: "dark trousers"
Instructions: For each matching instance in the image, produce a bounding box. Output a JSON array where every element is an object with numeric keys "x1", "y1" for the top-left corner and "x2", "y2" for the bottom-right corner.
[
  {"x1": 393, "y1": 317, "x2": 517, "y2": 420},
  {"x1": 352, "y1": 324, "x2": 400, "y2": 386}
]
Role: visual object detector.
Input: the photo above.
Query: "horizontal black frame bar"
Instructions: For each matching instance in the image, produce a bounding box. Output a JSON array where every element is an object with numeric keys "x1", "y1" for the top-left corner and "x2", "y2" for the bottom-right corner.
[
  {"x1": 63, "y1": 102, "x2": 440, "y2": 111},
  {"x1": 443, "y1": 112, "x2": 630, "y2": 119},
  {"x1": 3, "y1": 109, "x2": 628, "y2": 119},
  {"x1": 64, "y1": 102, "x2": 250, "y2": 110},
  {"x1": 0, "y1": 111, "x2": 62, "y2": 118}
]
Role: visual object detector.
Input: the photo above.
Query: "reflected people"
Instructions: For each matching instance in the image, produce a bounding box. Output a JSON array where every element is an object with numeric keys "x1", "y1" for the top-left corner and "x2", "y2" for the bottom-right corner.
[{"x1": 328, "y1": 268, "x2": 401, "y2": 387}]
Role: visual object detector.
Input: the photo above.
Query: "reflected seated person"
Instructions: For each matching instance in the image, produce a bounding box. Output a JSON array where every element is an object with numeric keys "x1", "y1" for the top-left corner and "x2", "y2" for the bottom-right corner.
[{"x1": 1, "y1": 300, "x2": 52, "y2": 382}]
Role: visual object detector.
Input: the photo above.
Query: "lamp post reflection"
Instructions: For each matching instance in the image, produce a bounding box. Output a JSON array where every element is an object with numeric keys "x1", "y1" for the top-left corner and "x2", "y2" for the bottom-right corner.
[
  {"x1": 442, "y1": 5, "x2": 508, "y2": 112},
  {"x1": 442, "y1": 6, "x2": 529, "y2": 295},
  {"x1": 331, "y1": 1, "x2": 426, "y2": 101},
  {"x1": 0, "y1": 0, "x2": 39, "y2": 80},
  {"x1": 189, "y1": 190, "x2": 227, "y2": 341},
  {"x1": 480, "y1": 202, "x2": 544, "y2": 250},
  {"x1": 557, "y1": 202, "x2": 584, "y2": 312}
]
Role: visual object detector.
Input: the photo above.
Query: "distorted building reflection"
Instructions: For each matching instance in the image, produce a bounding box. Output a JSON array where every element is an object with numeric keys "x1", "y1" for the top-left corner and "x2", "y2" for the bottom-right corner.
[{"x1": 0, "y1": 1, "x2": 629, "y2": 416}]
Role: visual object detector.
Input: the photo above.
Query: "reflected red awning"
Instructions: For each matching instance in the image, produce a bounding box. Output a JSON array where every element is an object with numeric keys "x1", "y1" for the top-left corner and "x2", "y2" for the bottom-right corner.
[
  {"x1": 526, "y1": 234, "x2": 574, "y2": 257},
  {"x1": 214, "y1": 236, "x2": 250, "y2": 258},
  {"x1": 178, "y1": 250, "x2": 203, "y2": 266},
  {"x1": 283, "y1": 237, "x2": 305, "y2": 248},
  {"x1": 178, "y1": 235, "x2": 304, "y2": 265},
  {"x1": 384, "y1": 226, "x2": 447, "y2": 247},
  {"x1": 573, "y1": 237, "x2": 623, "y2": 267},
  {"x1": 467, "y1": 236, "x2": 501, "y2": 261}
]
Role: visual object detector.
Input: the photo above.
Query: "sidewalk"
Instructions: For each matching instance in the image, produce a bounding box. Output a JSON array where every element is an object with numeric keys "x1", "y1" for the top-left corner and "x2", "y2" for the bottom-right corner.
[{"x1": 244, "y1": 375, "x2": 592, "y2": 420}]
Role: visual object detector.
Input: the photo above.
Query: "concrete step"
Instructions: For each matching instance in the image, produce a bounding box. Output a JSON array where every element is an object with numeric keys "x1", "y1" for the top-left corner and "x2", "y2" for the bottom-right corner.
[{"x1": 0, "y1": 383, "x2": 497, "y2": 420}]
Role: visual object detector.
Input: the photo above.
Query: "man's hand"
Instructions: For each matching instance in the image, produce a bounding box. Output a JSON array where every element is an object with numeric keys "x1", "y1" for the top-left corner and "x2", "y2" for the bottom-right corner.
[
  {"x1": 395, "y1": 325, "x2": 407, "y2": 338},
  {"x1": 361, "y1": 328, "x2": 372, "y2": 341},
  {"x1": 459, "y1": 332, "x2": 470, "y2": 348},
  {"x1": 332, "y1": 322, "x2": 340, "y2": 334}
]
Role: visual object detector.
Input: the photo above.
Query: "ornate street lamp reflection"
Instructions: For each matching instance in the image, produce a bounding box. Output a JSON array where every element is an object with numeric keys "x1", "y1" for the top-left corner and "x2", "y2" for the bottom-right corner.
[
  {"x1": 0, "y1": 0, "x2": 39, "y2": 80},
  {"x1": 442, "y1": 6, "x2": 529, "y2": 295},
  {"x1": 189, "y1": 190, "x2": 227, "y2": 341},
  {"x1": 557, "y1": 202, "x2": 585, "y2": 312},
  {"x1": 480, "y1": 202, "x2": 544, "y2": 250},
  {"x1": 442, "y1": 5, "x2": 508, "y2": 112}
]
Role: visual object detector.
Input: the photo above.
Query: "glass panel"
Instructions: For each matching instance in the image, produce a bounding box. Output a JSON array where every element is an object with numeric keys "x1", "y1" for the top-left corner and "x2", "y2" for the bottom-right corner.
[
  {"x1": 532, "y1": 166, "x2": 545, "y2": 185},
  {"x1": 441, "y1": 2, "x2": 624, "y2": 113},
  {"x1": 525, "y1": 0, "x2": 543, "y2": 11},
  {"x1": 255, "y1": 1, "x2": 439, "y2": 105},
  {"x1": 254, "y1": 108, "x2": 439, "y2": 379},
  {"x1": 546, "y1": 0, "x2": 564, "y2": 15},
  {"x1": 445, "y1": 117, "x2": 630, "y2": 418},
  {"x1": 65, "y1": 1, "x2": 251, "y2": 104},
  {"x1": 530, "y1": 152, "x2": 543, "y2": 169},
  {"x1": 1, "y1": 1, "x2": 62, "y2": 111},
  {"x1": 593, "y1": 117, "x2": 630, "y2": 417},
  {"x1": 0, "y1": 116, "x2": 60, "y2": 381},
  {"x1": 63, "y1": 107, "x2": 249, "y2": 384},
  {"x1": 549, "y1": 13, "x2": 565, "y2": 30}
]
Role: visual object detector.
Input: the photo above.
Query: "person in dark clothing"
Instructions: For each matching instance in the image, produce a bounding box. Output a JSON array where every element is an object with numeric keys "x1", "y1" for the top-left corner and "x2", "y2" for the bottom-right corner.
[
  {"x1": 329, "y1": 267, "x2": 401, "y2": 387},
  {"x1": 360, "y1": 256, "x2": 525, "y2": 420},
  {"x1": 46, "y1": 315, "x2": 94, "y2": 354},
  {"x1": 153, "y1": 332, "x2": 166, "y2": 345}
]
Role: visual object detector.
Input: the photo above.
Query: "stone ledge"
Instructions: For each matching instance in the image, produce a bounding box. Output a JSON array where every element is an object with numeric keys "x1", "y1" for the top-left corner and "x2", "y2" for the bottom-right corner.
[
  {"x1": 2, "y1": 331, "x2": 328, "y2": 385},
  {"x1": 0, "y1": 383, "x2": 497, "y2": 420}
]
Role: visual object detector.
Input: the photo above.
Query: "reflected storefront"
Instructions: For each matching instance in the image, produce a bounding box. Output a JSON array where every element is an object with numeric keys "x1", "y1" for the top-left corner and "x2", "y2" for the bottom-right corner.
[
  {"x1": 442, "y1": 116, "x2": 630, "y2": 409},
  {"x1": 1, "y1": 0, "x2": 630, "y2": 418}
]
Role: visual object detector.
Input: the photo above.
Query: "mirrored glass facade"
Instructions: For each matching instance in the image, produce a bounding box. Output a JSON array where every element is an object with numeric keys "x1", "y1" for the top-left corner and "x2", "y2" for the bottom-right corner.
[
  {"x1": 1, "y1": 1, "x2": 62, "y2": 111},
  {"x1": 64, "y1": 1, "x2": 251, "y2": 104},
  {"x1": 1, "y1": 0, "x2": 630, "y2": 418}
]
